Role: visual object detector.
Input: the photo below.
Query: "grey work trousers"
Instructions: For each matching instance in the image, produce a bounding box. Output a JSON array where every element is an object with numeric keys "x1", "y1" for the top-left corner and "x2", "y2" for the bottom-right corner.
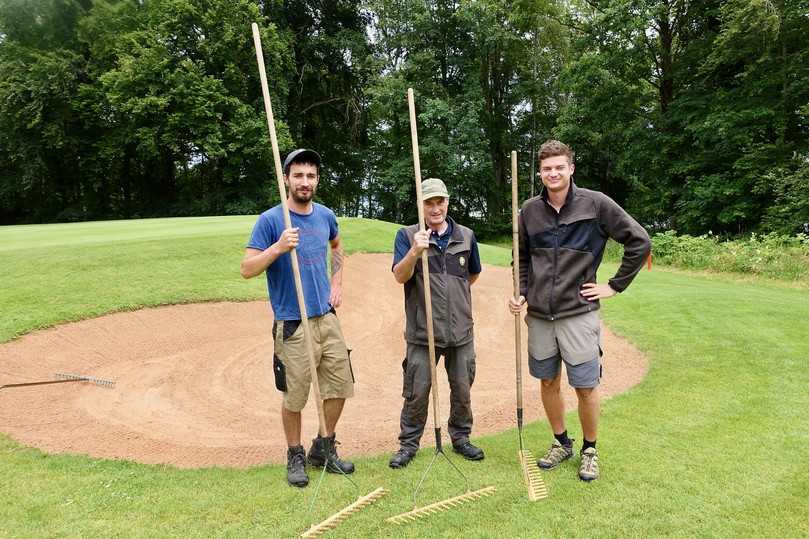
[{"x1": 397, "y1": 341, "x2": 476, "y2": 451}]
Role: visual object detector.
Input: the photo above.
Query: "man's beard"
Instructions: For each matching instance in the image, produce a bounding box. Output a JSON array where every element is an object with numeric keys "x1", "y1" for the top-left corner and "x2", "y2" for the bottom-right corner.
[{"x1": 291, "y1": 188, "x2": 314, "y2": 203}]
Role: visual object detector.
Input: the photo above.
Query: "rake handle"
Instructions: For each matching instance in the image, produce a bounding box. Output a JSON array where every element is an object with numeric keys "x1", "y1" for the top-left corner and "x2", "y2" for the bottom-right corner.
[
  {"x1": 512, "y1": 152, "x2": 524, "y2": 415},
  {"x1": 0, "y1": 379, "x2": 83, "y2": 390},
  {"x1": 407, "y1": 88, "x2": 443, "y2": 451},
  {"x1": 252, "y1": 23, "x2": 327, "y2": 438}
]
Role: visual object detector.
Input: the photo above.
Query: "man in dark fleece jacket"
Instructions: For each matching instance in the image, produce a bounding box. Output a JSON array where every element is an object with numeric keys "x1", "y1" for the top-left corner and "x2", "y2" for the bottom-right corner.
[{"x1": 508, "y1": 140, "x2": 651, "y2": 482}]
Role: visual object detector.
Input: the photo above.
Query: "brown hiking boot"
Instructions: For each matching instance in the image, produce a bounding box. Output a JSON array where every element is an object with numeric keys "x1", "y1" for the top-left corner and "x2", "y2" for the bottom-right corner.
[{"x1": 537, "y1": 439, "x2": 574, "y2": 469}]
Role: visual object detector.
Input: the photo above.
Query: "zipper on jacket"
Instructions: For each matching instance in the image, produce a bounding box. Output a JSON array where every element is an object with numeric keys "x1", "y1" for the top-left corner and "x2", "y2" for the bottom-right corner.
[
  {"x1": 549, "y1": 211, "x2": 559, "y2": 318},
  {"x1": 444, "y1": 236, "x2": 455, "y2": 344}
]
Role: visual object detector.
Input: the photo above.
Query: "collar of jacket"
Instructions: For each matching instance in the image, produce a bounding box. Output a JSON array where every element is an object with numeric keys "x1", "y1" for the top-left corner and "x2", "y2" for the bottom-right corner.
[{"x1": 540, "y1": 181, "x2": 578, "y2": 211}]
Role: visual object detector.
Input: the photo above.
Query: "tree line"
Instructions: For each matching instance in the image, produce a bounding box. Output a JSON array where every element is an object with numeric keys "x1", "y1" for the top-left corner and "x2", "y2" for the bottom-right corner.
[{"x1": 1, "y1": 0, "x2": 807, "y2": 236}]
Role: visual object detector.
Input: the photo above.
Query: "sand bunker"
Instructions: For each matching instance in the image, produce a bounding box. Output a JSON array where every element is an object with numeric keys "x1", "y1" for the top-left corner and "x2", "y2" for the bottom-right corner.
[{"x1": 0, "y1": 254, "x2": 647, "y2": 468}]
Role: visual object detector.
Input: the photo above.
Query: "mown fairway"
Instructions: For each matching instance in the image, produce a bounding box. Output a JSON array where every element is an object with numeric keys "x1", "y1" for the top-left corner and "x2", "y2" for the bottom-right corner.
[{"x1": 1, "y1": 217, "x2": 807, "y2": 537}]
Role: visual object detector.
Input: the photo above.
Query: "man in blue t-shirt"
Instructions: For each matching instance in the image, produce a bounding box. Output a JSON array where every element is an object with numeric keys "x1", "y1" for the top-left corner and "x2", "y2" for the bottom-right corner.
[
  {"x1": 388, "y1": 177, "x2": 485, "y2": 469},
  {"x1": 241, "y1": 149, "x2": 355, "y2": 488}
]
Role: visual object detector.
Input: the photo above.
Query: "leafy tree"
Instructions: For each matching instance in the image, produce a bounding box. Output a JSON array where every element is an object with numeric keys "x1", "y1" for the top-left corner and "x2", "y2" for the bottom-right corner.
[
  {"x1": 95, "y1": 0, "x2": 293, "y2": 216},
  {"x1": 276, "y1": 0, "x2": 377, "y2": 216},
  {"x1": 366, "y1": 0, "x2": 567, "y2": 235},
  {"x1": 0, "y1": 0, "x2": 90, "y2": 223}
]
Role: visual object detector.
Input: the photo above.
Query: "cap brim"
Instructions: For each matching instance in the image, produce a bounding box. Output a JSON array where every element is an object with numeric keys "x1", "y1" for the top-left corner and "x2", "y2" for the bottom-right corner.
[{"x1": 283, "y1": 149, "x2": 321, "y2": 172}]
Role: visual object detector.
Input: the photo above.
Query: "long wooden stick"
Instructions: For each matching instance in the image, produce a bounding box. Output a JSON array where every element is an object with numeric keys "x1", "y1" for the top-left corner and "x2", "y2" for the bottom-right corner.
[
  {"x1": 512, "y1": 152, "x2": 548, "y2": 501},
  {"x1": 406, "y1": 88, "x2": 442, "y2": 447},
  {"x1": 252, "y1": 23, "x2": 327, "y2": 438},
  {"x1": 511, "y1": 151, "x2": 524, "y2": 447}
]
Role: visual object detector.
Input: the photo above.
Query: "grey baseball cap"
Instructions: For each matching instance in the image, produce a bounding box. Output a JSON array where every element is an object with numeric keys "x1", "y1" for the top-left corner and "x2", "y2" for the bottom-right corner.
[
  {"x1": 421, "y1": 177, "x2": 450, "y2": 201},
  {"x1": 283, "y1": 148, "x2": 321, "y2": 174}
]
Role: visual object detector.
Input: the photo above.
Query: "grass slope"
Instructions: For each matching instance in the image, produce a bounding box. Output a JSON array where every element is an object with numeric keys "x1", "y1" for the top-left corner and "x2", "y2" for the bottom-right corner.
[{"x1": 1, "y1": 216, "x2": 807, "y2": 538}]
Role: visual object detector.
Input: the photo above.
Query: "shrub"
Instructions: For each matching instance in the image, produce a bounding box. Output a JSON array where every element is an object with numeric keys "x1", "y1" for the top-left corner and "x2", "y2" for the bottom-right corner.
[{"x1": 647, "y1": 231, "x2": 809, "y2": 281}]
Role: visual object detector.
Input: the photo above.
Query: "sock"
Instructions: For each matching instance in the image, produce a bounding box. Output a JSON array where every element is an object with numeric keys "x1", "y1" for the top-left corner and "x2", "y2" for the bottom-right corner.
[
  {"x1": 554, "y1": 430, "x2": 572, "y2": 447},
  {"x1": 582, "y1": 438, "x2": 597, "y2": 451}
]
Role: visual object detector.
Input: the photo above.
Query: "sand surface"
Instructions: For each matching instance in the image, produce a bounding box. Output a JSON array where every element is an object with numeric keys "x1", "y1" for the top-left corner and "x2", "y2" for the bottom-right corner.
[{"x1": 0, "y1": 253, "x2": 647, "y2": 468}]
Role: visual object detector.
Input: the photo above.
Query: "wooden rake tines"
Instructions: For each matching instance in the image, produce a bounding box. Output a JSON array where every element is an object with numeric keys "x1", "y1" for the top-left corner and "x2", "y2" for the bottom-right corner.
[
  {"x1": 385, "y1": 486, "x2": 497, "y2": 525},
  {"x1": 519, "y1": 449, "x2": 548, "y2": 501},
  {"x1": 301, "y1": 487, "x2": 388, "y2": 538}
]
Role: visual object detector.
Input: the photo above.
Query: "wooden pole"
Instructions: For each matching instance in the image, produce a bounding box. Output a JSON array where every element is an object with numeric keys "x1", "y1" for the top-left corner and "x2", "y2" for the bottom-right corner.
[
  {"x1": 406, "y1": 88, "x2": 443, "y2": 447},
  {"x1": 252, "y1": 23, "x2": 327, "y2": 438},
  {"x1": 511, "y1": 151, "x2": 525, "y2": 447}
]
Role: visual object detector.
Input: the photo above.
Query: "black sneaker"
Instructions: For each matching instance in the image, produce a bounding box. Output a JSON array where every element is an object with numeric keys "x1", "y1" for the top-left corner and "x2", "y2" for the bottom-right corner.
[
  {"x1": 307, "y1": 434, "x2": 355, "y2": 474},
  {"x1": 452, "y1": 441, "x2": 485, "y2": 461},
  {"x1": 287, "y1": 445, "x2": 309, "y2": 487},
  {"x1": 389, "y1": 448, "x2": 416, "y2": 469}
]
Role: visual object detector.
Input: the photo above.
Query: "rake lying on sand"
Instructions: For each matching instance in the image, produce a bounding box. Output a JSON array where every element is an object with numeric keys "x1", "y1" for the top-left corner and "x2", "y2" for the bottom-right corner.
[
  {"x1": 251, "y1": 23, "x2": 386, "y2": 538},
  {"x1": 511, "y1": 151, "x2": 548, "y2": 502},
  {"x1": 0, "y1": 372, "x2": 116, "y2": 390},
  {"x1": 385, "y1": 89, "x2": 497, "y2": 525}
]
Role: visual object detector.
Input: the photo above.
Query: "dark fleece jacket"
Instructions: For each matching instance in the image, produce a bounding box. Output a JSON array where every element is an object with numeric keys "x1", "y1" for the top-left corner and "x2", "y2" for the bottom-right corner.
[{"x1": 518, "y1": 182, "x2": 651, "y2": 320}]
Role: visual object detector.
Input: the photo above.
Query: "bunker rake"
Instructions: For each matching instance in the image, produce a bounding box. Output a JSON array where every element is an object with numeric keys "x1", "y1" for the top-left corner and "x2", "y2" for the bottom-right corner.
[
  {"x1": 0, "y1": 372, "x2": 115, "y2": 391},
  {"x1": 300, "y1": 486, "x2": 388, "y2": 538},
  {"x1": 251, "y1": 23, "x2": 386, "y2": 538},
  {"x1": 511, "y1": 151, "x2": 548, "y2": 502},
  {"x1": 385, "y1": 89, "x2": 497, "y2": 526}
]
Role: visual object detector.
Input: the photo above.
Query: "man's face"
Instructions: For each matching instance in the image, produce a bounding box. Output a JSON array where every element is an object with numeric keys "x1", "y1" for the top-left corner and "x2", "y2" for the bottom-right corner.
[
  {"x1": 423, "y1": 196, "x2": 448, "y2": 228},
  {"x1": 285, "y1": 162, "x2": 319, "y2": 203},
  {"x1": 539, "y1": 155, "x2": 574, "y2": 194}
]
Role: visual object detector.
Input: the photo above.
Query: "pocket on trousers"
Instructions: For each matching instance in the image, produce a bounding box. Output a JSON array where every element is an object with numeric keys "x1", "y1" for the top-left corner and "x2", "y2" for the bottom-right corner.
[
  {"x1": 283, "y1": 320, "x2": 302, "y2": 341},
  {"x1": 273, "y1": 355, "x2": 287, "y2": 392},
  {"x1": 467, "y1": 355, "x2": 477, "y2": 386},
  {"x1": 347, "y1": 348, "x2": 355, "y2": 383},
  {"x1": 401, "y1": 357, "x2": 414, "y2": 399}
]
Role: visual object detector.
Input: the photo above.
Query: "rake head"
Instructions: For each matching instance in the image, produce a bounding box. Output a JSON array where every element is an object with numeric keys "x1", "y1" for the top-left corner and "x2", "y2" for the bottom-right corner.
[
  {"x1": 301, "y1": 486, "x2": 387, "y2": 538},
  {"x1": 385, "y1": 485, "x2": 496, "y2": 525},
  {"x1": 55, "y1": 372, "x2": 116, "y2": 388},
  {"x1": 519, "y1": 449, "x2": 548, "y2": 501}
]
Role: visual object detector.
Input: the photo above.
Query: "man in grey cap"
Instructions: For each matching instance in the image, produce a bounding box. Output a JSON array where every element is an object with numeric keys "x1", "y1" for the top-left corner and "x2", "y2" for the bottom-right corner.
[
  {"x1": 241, "y1": 149, "x2": 355, "y2": 488},
  {"x1": 388, "y1": 177, "x2": 485, "y2": 468}
]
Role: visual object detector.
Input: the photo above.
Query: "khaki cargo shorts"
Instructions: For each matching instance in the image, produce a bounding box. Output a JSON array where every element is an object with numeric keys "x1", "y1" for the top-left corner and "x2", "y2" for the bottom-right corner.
[
  {"x1": 526, "y1": 311, "x2": 602, "y2": 388},
  {"x1": 272, "y1": 311, "x2": 354, "y2": 412}
]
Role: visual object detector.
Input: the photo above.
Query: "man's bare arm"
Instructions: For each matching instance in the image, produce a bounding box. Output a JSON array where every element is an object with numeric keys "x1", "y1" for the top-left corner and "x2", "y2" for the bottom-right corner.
[
  {"x1": 330, "y1": 235, "x2": 344, "y2": 284},
  {"x1": 329, "y1": 235, "x2": 344, "y2": 308},
  {"x1": 393, "y1": 230, "x2": 430, "y2": 284},
  {"x1": 240, "y1": 228, "x2": 299, "y2": 279}
]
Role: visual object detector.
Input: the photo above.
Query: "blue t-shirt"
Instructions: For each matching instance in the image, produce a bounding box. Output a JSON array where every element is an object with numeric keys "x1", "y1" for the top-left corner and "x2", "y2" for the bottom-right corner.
[
  {"x1": 247, "y1": 203, "x2": 338, "y2": 320},
  {"x1": 392, "y1": 218, "x2": 482, "y2": 273}
]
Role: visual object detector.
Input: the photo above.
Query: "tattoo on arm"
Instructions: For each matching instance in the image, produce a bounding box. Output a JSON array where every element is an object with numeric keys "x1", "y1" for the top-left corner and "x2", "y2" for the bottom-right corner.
[{"x1": 331, "y1": 246, "x2": 344, "y2": 277}]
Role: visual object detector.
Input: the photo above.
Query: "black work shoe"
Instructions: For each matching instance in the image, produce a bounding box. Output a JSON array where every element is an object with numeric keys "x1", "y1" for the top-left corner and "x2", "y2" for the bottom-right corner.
[
  {"x1": 389, "y1": 448, "x2": 416, "y2": 469},
  {"x1": 287, "y1": 445, "x2": 309, "y2": 487},
  {"x1": 307, "y1": 434, "x2": 355, "y2": 474},
  {"x1": 452, "y1": 441, "x2": 485, "y2": 461}
]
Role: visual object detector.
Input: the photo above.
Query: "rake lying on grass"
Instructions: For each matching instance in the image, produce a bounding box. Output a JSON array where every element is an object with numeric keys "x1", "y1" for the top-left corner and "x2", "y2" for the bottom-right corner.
[
  {"x1": 300, "y1": 487, "x2": 388, "y2": 538},
  {"x1": 385, "y1": 88, "x2": 497, "y2": 526},
  {"x1": 0, "y1": 372, "x2": 116, "y2": 390},
  {"x1": 251, "y1": 22, "x2": 386, "y2": 538},
  {"x1": 511, "y1": 151, "x2": 548, "y2": 502}
]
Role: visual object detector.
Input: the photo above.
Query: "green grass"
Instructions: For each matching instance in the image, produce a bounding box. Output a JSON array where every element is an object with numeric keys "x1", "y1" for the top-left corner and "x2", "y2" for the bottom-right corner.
[{"x1": 1, "y1": 216, "x2": 808, "y2": 537}]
